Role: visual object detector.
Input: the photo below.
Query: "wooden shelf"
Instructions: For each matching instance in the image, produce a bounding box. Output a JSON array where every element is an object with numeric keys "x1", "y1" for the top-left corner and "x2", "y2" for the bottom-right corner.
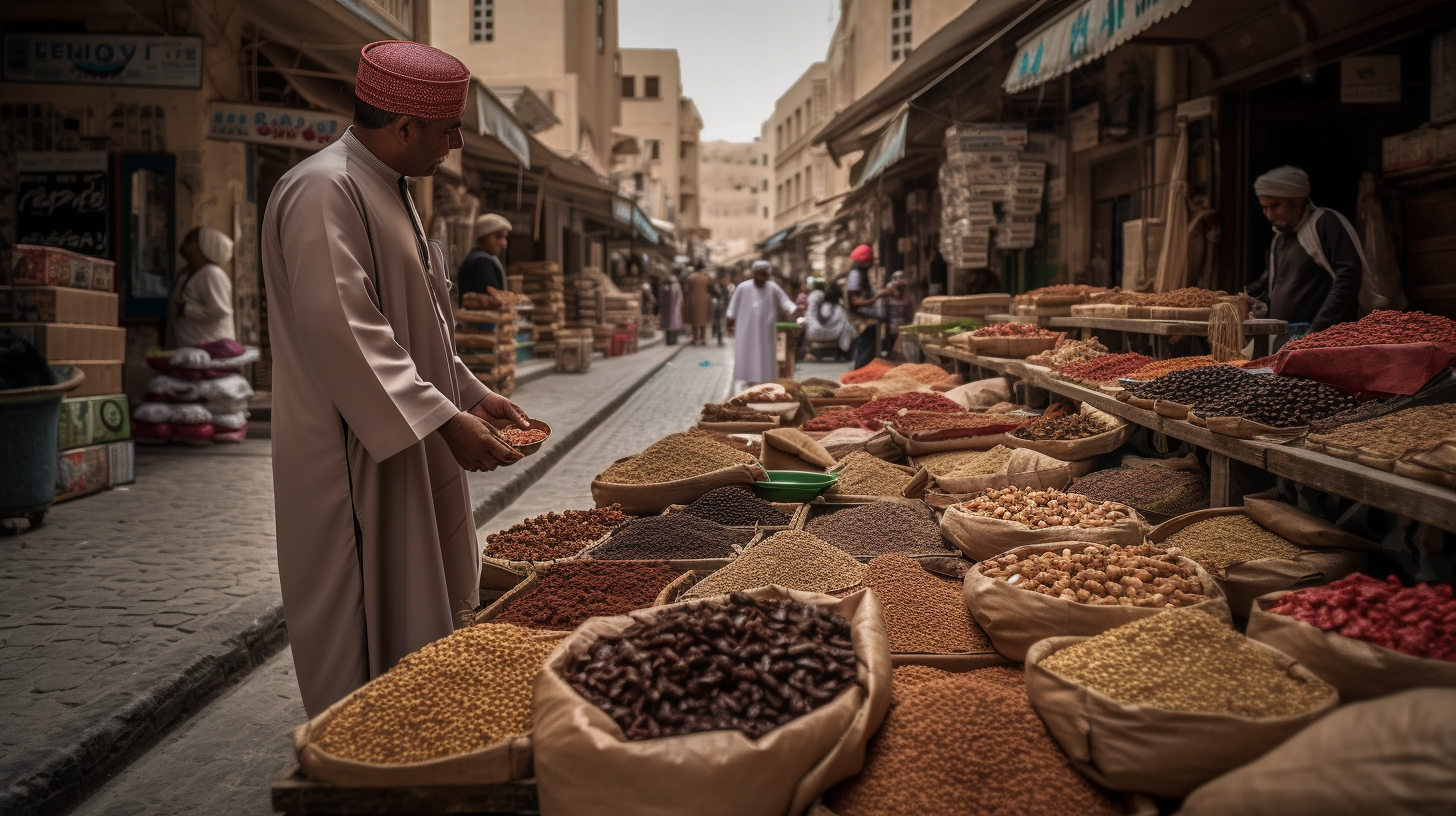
[
  {"x1": 1046, "y1": 316, "x2": 1288, "y2": 337},
  {"x1": 273, "y1": 765, "x2": 537, "y2": 815}
]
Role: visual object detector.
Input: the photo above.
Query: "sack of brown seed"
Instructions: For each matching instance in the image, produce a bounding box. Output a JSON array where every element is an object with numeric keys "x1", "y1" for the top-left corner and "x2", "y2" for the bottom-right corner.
[
  {"x1": 532, "y1": 586, "x2": 892, "y2": 816},
  {"x1": 1150, "y1": 502, "x2": 1370, "y2": 615},
  {"x1": 939, "y1": 486, "x2": 1148, "y2": 560},
  {"x1": 1002, "y1": 404, "x2": 1132, "y2": 463},
  {"x1": 963, "y1": 542, "x2": 1231, "y2": 661}
]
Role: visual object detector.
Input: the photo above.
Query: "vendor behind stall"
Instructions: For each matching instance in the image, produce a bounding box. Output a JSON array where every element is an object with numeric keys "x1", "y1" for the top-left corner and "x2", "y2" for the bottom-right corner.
[
  {"x1": 1245, "y1": 166, "x2": 1367, "y2": 341},
  {"x1": 167, "y1": 226, "x2": 235, "y2": 349}
]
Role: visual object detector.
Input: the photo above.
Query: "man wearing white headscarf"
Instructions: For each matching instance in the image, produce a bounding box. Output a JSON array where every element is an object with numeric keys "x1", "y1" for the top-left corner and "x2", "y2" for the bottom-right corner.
[
  {"x1": 167, "y1": 225, "x2": 236, "y2": 348},
  {"x1": 1245, "y1": 166, "x2": 1366, "y2": 338},
  {"x1": 726, "y1": 260, "x2": 795, "y2": 384},
  {"x1": 458, "y1": 212, "x2": 510, "y2": 303}
]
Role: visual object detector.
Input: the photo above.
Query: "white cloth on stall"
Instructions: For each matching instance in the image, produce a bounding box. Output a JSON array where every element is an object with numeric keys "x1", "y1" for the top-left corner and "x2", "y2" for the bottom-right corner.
[{"x1": 726, "y1": 279, "x2": 795, "y2": 383}]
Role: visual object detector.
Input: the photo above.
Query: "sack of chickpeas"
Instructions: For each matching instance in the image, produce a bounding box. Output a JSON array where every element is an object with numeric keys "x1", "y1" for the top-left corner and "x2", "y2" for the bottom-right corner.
[
  {"x1": 1024, "y1": 609, "x2": 1338, "y2": 799},
  {"x1": 940, "y1": 485, "x2": 1148, "y2": 561},
  {"x1": 532, "y1": 586, "x2": 893, "y2": 816},
  {"x1": 963, "y1": 542, "x2": 1231, "y2": 661}
]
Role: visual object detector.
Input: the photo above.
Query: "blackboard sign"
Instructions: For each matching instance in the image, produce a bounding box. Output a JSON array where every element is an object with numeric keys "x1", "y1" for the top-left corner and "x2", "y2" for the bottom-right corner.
[{"x1": 15, "y1": 152, "x2": 110, "y2": 257}]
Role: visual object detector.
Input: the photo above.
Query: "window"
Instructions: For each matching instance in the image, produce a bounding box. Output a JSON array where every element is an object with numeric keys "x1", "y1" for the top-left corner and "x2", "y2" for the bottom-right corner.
[
  {"x1": 891, "y1": 0, "x2": 913, "y2": 62},
  {"x1": 634, "y1": 172, "x2": 644, "y2": 192},
  {"x1": 644, "y1": 76, "x2": 660, "y2": 98},
  {"x1": 804, "y1": 166, "x2": 812, "y2": 201},
  {"x1": 621, "y1": 75, "x2": 635, "y2": 98},
  {"x1": 763, "y1": 154, "x2": 768, "y2": 165},
  {"x1": 776, "y1": 125, "x2": 783, "y2": 150},
  {"x1": 471, "y1": 0, "x2": 494, "y2": 43},
  {"x1": 596, "y1": 0, "x2": 606, "y2": 54},
  {"x1": 649, "y1": 139, "x2": 660, "y2": 161},
  {"x1": 763, "y1": 207, "x2": 769, "y2": 218}
]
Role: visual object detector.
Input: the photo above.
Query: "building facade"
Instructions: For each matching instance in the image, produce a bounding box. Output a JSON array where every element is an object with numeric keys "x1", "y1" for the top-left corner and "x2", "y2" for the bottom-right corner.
[
  {"x1": 615, "y1": 48, "x2": 703, "y2": 242},
  {"x1": 698, "y1": 140, "x2": 773, "y2": 263}
]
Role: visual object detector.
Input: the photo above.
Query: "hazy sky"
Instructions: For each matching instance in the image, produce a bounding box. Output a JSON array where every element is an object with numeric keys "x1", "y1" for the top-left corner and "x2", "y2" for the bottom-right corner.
[{"x1": 619, "y1": 0, "x2": 841, "y2": 142}]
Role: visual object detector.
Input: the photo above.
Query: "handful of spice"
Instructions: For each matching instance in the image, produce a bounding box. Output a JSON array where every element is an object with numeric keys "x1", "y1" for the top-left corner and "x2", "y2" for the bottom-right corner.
[
  {"x1": 1039, "y1": 608, "x2": 1335, "y2": 718},
  {"x1": 1266, "y1": 574, "x2": 1456, "y2": 661},
  {"x1": 981, "y1": 542, "x2": 1206, "y2": 608},
  {"x1": 1011, "y1": 412, "x2": 1113, "y2": 441},
  {"x1": 485, "y1": 506, "x2": 631, "y2": 561},
  {"x1": 969, "y1": 322, "x2": 1059, "y2": 338},
  {"x1": 956, "y1": 485, "x2": 1133, "y2": 529},
  {"x1": 563, "y1": 593, "x2": 858, "y2": 740}
]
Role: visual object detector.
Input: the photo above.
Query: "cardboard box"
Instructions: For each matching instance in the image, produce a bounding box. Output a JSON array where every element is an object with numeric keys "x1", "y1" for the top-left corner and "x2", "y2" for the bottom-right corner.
[
  {"x1": 57, "y1": 394, "x2": 131, "y2": 449},
  {"x1": 51, "y1": 360, "x2": 124, "y2": 398},
  {"x1": 0, "y1": 286, "x2": 117, "y2": 325},
  {"x1": 55, "y1": 443, "x2": 110, "y2": 502},
  {"x1": 108, "y1": 439, "x2": 136, "y2": 486},
  {"x1": 0, "y1": 323, "x2": 126, "y2": 360},
  {"x1": 8, "y1": 245, "x2": 115, "y2": 292}
]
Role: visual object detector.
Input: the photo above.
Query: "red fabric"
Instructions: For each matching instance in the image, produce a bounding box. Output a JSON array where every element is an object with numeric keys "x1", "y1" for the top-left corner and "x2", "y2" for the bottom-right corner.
[
  {"x1": 131, "y1": 420, "x2": 173, "y2": 441},
  {"x1": 197, "y1": 338, "x2": 246, "y2": 359},
  {"x1": 356, "y1": 41, "x2": 470, "y2": 119},
  {"x1": 1272, "y1": 342, "x2": 1456, "y2": 399},
  {"x1": 850, "y1": 244, "x2": 874, "y2": 263}
]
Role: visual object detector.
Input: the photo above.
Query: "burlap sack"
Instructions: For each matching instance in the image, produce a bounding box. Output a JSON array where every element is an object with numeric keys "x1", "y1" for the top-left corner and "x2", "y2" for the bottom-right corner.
[
  {"x1": 293, "y1": 628, "x2": 567, "y2": 787},
  {"x1": 940, "y1": 502, "x2": 1148, "y2": 562},
  {"x1": 698, "y1": 419, "x2": 780, "y2": 434},
  {"x1": 922, "y1": 447, "x2": 1072, "y2": 496},
  {"x1": 1246, "y1": 591, "x2": 1456, "y2": 702},
  {"x1": 762, "y1": 427, "x2": 838, "y2": 472},
  {"x1": 1150, "y1": 506, "x2": 1368, "y2": 616},
  {"x1": 942, "y1": 378, "x2": 1011, "y2": 409},
  {"x1": 1394, "y1": 439, "x2": 1456, "y2": 489},
  {"x1": 1003, "y1": 405, "x2": 1132, "y2": 461},
  {"x1": 592, "y1": 461, "x2": 768, "y2": 515},
  {"x1": 532, "y1": 586, "x2": 892, "y2": 816},
  {"x1": 1152, "y1": 399, "x2": 1192, "y2": 419},
  {"x1": 1189, "y1": 411, "x2": 1308, "y2": 440},
  {"x1": 884, "y1": 423, "x2": 1007, "y2": 456},
  {"x1": 1025, "y1": 634, "x2": 1338, "y2": 799},
  {"x1": 1176, "y1": 689, "x2": 1456, "y2": 816},
  {"x1": 962, "y1": 542, "x2": 1230, "y2": 661},
  {"x1": 861, "y1": 429, "x2": 903, "y2": 462}
]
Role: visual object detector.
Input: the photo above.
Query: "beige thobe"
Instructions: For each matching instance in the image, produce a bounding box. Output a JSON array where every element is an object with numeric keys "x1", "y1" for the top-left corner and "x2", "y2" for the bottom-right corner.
[
  {"x1": 166, "y1": 263, "x2": 235, "y2": 348},
  {"x1": 683, "y1": 271, "x2": 712, "y2": 328},
  {"x1": 261, "y1": 129, "x2": 491, "y2": 716}
]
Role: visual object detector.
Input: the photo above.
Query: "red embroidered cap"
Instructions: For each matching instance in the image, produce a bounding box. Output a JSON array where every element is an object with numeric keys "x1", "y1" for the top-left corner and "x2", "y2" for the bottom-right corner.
[{"x1": 356, "y1": 40, "x2": 470, "y2": 119}]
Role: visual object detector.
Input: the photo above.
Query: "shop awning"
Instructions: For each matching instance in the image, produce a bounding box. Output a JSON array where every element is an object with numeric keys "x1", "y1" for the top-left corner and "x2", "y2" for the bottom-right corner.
[
  {"x1": 853, "y1": 108, "x2": 910, "y2": 187},
  {"x1": 633, "y1": 207, "x2": 662, "y2": 245},
  {"x1": 1004, "y1": 0, "x2": 1193, "y2": 94},
  {"x1": 470, "y1": 79, "x2": 530, "y2": 167}
]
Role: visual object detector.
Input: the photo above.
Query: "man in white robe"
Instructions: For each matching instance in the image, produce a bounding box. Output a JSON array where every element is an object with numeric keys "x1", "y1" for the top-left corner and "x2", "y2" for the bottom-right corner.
[
  {"x1": 726, "y1": 260, "x2": 796, "y2": 384},
  {"x1": 261, "y1": 41, "x2": 530, "y2": 716},
  {"x1": 166, "y1": 226, "x2": 236, "y2": 348}
]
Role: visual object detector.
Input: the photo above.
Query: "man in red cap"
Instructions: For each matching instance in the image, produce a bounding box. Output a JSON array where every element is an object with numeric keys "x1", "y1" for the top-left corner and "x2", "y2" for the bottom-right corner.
[
  {"x1": 845, "y1": 243, "x2": 891, "y2": 369},
  {"x1": 261, "y1": 40, "x2": 533, "y2": 716}
]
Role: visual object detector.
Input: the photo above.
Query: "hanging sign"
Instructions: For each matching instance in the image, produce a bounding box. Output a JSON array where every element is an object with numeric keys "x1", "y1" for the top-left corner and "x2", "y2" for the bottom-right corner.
[
  {"x1": 15, "y1": 152, "x2": 110, "y2": 256},
  {"x1": 207, "y1": 103, "x2": 343, "y2": 150},
  {"x1": 3, "y1": 33, "x2": 202, "y2": 88},
  {"x1": 1004, "y1": 0, "x2": 1192, "y2": 94}
]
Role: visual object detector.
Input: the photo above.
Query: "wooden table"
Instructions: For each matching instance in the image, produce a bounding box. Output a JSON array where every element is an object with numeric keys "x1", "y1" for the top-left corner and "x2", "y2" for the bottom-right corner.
[
  {"x1": 272, "y1": 765, "x2": 538, "y2": 815},
  {"x1": 1046, "y1": 316, "x2": 1290, "y2": 358},
  {"x1": 925, "y1": 349, "x2": 1456, "y2": 532}
]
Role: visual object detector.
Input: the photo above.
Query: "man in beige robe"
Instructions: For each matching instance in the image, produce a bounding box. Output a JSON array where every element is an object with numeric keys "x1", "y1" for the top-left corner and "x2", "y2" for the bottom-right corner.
[
  {"x1": 261, "y1": 41, "x2": 530, "y2": 716},
  {"x1": 683, "y1": 268, "x2": 712, "y2": 346}
]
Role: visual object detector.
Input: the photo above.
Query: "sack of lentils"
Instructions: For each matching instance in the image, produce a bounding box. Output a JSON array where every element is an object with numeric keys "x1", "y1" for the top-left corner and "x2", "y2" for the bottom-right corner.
[
  {"x1": 295, "y1": 623, "x2": 568, "y2": 786},
  {"x1": 803, "y1": 502, "x2": 958, "y2": 560},
  {"x1": 480, "y1": 505, "x2": 633, "y2": 592},
  {"x1": 532, "y1": 587, "x2": 892, "y2": 816},
  {"x1": 473, "y1": 561, "x2": 686, "y2": 630},
  {"x1": 1246, "y1": 576, "x2": 1456, "y2": 702},
  {"x1": 1003, "y1": 404, "x2": 1132, "y2": 464},
  {"x1": 1150, "y1": 506, "x2": 1367, "y2": 616},
  {"x1": 940, "y1": 485, "x2": 1149, "y2": 560},
  {"x1": 592, "y1": 430, "x2": 768, "y2": 514},
  {"x1": 825, "y1": 450, "x2": 921, "y2": 500},
  {"x1": 581, "y1": 513, "x2": 756, "y2": 573},
  {"x1": 963, "y1": 542, "x2": 1231, "y2": 661},
  {"x1": 860, "y1": 554, "x2": 1004, "y2": 669},
  {"x1": 1024, "y1": 609, "x2": 1338, "y2": 798}
]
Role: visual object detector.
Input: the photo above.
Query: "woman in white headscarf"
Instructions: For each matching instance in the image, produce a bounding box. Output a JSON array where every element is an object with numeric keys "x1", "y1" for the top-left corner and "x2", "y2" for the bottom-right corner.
[{"x1": 167, "y1": 225, "x2": 236, "y2": 348}]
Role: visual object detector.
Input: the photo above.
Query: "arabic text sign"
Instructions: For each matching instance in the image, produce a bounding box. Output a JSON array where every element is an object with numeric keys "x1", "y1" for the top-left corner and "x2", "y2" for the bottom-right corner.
[
  {"x1": 207, "y1": 103, "x2": 343, "y2": 151},
  {"x1": 3, "y1": 33, "x2": 202, "y2": 88},
  {"x1": 1004, "y1": 0, "x2": 1191, "y2": 93}
]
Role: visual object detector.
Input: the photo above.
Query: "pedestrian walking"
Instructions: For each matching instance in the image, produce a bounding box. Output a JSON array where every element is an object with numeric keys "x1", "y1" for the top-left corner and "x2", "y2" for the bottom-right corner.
[
  {"x1": 166, "y1": 226, "x2": 235, "y2": 349},
  {"x1": 710, "y1": 271, "x2": 731, "y2": 346},
  {"x1": 457, "y1": 212, "x2": 510, "y2": 303},
  {"x1": 683, "y1": 267, "x2": 712, "y2": 345},
  {"x1": 726, "y1": 260, "x2": 795, "y2": 385},
  {"x1": 1245, "y1": 165, "x2": 1366, "y2": 344},
  {"x1": 845, "y1": 243, "x2": 890, "y2": 369},
  {"x1": 660, "y1": 274, "x2": 684, "y2": 345},
  {"x1": 260, "y1": 40, "x2": 532, "y2": 717}
]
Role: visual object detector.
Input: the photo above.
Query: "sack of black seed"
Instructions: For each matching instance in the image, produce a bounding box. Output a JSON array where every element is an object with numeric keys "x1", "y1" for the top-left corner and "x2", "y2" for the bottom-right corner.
[{"x1": 533, "y1": 587, "x2": 892, "y2": 816}]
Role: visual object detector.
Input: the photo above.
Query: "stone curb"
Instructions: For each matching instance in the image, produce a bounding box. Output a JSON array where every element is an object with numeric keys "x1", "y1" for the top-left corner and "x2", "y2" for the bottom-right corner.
[
  {"x1": 470, "y1": 342, "x2": 687, "y2": 530},
  {"x1": 1, "y1": 599, "x2": 288, "y2": 816}
]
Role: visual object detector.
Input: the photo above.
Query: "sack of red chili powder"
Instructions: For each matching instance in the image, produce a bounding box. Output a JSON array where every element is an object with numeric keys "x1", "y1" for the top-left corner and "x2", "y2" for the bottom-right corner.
[
  {"x1": 1177, "y1": 688, "x2": 1456, "y2": 816},
  {"x1": 1247, "y1": 576, "x2": 1456, "y2": 702},
  {"x1": 532, "y1": 586, "x2": 892, "y2": 816}
]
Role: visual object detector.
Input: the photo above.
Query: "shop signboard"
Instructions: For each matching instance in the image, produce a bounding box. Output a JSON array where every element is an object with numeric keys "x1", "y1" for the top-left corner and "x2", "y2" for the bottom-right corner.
[
  {"x1": 3, "y1": 33, "x2": 202, "y2": 88},
  {"x1": 207, "y1": 103, "x2": 343, "y2": 150},
  {"x1": 1004, "y1": 0, "x2": 1192, "y2": 93},
  {"x1": 15, "y1": 152, "x2": 110, "y2": 257},
  {"x1": 1340, "y1": 56, "x2": 1401, "y2": 104}
]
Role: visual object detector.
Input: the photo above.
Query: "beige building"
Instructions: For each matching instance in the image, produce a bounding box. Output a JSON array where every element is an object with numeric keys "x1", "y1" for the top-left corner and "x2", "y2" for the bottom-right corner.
[
  {"x1": 770, "y1": 62, "x2": 840, "y2": 236},
  {"x1": 430, "y1": 0, "x2": 621, "y2": 174},
  {"x1": 698, "y1": 140, "x2": 773, "y2": 263},
  {"x1": 828, "y1": 0, "x2": 978, "y2": 113},
  {"x1": 615, "y1": 49, "x2": 702, "y2": 238}
]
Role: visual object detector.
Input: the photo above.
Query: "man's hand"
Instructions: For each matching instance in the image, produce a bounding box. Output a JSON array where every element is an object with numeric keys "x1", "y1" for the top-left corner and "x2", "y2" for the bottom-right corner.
[
  {"x1": 467, "y1": 393, "x2": 529, "y2": 429},
  {"x1": 438, "y1": 411, "x2": 522, "y2": 472}
]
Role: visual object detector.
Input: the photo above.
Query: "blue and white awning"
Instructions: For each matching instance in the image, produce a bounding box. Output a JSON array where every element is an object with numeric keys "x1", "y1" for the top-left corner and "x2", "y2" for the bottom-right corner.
[{"x1": 1004, "y1": 0, "x2": 1192, "y2": 94}]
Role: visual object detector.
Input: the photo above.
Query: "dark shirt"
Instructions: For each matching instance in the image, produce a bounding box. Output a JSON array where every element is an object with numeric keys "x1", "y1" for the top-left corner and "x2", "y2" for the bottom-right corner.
[
  {"x1": 457, "y1": 248, "x2": 505, "y2": 304},
  {"x1": 846, "y1": 264, "x2": 879, "y2": 320},
  {"x1": 1246, "y1": 208, "x2": 1362, "y2": 333}
]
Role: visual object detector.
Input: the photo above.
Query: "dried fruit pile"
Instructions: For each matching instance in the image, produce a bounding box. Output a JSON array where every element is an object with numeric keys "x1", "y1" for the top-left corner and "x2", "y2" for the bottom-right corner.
[
  {"x1": 493, "y1": 561, "x2": 682, "y2": 630},
  {"x1": 1266, "y1": 574, "x2": 1456, "y2": 661},
  {"x1": 563, "y1": 593, "x2": 858, "y2": 739},
  {"x1": 1188, "y1": 374, "x2": 1358, "y2": 427},
  {"x1": 1122, "y1": 365, "x2": 1262, "y2": 404},
  {"x1": 1040, "y1": 608, "x2": 1335, "y2": 717},
  {"x1": 729, "y1": 388, "x2": 797, "y2": 405},
  {"x1": 981, "y1": 543, "x2": 1207, "y2": 608},
  {"x1": 484, "y1": 506, "x2": 631, "y2": 561}
]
